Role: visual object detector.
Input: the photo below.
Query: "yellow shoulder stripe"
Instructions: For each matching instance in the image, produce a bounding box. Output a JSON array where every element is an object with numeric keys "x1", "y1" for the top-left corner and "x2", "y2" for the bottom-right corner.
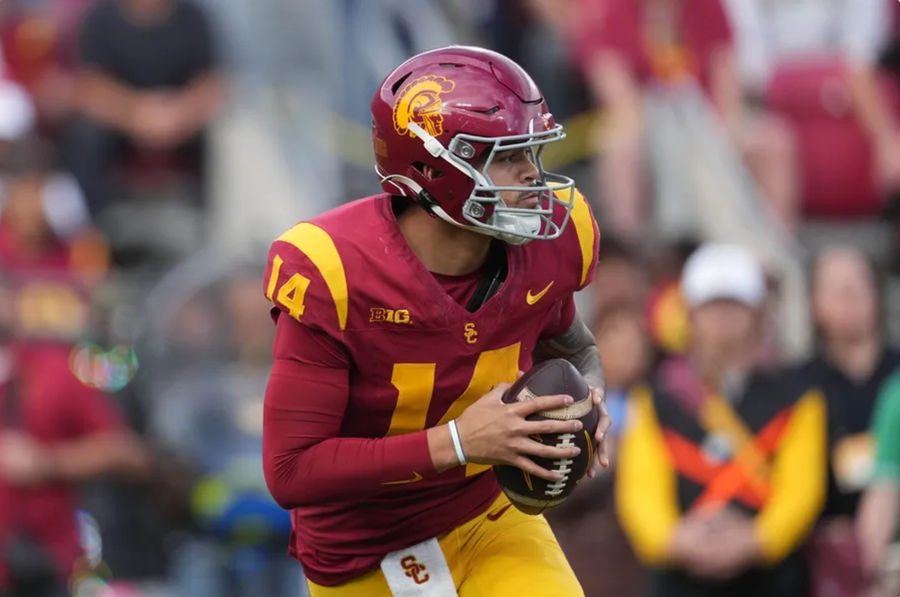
[
  {"x1": 276, "y1": 222, "x2": 349, "y2": 331},
  {"x1": 569, "y1": 189, "x2": 595, "y2": 287}
]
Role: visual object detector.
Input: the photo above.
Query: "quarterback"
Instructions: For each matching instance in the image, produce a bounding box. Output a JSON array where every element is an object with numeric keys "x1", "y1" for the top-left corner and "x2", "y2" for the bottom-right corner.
[{"x1": 262, "y1": 46, "x2": 609, "y2": 596}]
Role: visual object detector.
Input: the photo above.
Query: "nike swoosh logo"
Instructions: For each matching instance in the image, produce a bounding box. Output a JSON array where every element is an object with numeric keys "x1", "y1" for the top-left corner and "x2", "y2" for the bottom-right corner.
[
  {"x1": 526, "y1": 281, "x2": 554, "y2": 305},
  {"x1": 486, "y1": 503, "x2": 513, "y2": 521},
  {"x1": 381, "y1": 472, "x2": 423, "y2": 485}
]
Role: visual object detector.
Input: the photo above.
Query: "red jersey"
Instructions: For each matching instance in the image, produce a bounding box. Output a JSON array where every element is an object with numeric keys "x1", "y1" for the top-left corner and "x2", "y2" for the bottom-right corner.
[
  {"x1": 0, "y1": 344, "x2": 123, "y2": 589},
  {"x1": 0, "y1": 225, "x2": 107, "y2": 343},
  {"x1": 262, "y1": 192, "x2": 599, "y2": 586},
  {"x1": 574, "y1": 0, "x2": 732, "y2": 92}
]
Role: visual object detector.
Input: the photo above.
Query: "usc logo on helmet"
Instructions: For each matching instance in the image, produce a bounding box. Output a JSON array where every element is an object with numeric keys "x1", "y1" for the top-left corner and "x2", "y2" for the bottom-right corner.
[{"x1": 393, "y1": 75, "x2": 455, "y2": 138}]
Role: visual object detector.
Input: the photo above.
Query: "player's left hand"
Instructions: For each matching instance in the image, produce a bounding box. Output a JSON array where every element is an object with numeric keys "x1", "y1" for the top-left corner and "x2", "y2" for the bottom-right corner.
[{"x1": 587, "y1": 385, "x2": 611, "y2": 479}]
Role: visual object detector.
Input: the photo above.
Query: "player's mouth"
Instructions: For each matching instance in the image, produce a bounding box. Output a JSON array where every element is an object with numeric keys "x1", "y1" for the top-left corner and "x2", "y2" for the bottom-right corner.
[{"x1": 517, "y1": 192, "x2": 540, "y2": 208}]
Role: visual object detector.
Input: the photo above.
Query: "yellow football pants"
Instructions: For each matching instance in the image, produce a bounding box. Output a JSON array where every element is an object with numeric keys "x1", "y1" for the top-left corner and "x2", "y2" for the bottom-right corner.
[{"x1": 307, "y1": 492, "x2": 583, "y2": 597}]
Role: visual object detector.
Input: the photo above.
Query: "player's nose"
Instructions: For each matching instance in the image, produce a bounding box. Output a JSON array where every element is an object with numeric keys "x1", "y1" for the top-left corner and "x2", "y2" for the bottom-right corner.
[{"x1": 520, "y1": 158, "x2": 539, "y2": 185}]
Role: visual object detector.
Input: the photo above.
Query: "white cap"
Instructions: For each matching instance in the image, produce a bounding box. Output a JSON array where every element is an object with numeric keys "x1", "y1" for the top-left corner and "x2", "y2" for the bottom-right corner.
[
  {"x1": 0, "y1": 79, "x2": 34, "y2": 141},
  {"x1": 681, "y1": 243, "x2": 765, "y2": 308}
]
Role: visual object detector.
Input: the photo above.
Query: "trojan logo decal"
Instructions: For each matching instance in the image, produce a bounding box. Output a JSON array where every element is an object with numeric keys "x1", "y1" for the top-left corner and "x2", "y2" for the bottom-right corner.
[
  {"x1": 401, "y1": 555, "x2": 430, "y2": 584},
  {"x1": 393, "y1": 75, "x2": 455, "y2": 138}
]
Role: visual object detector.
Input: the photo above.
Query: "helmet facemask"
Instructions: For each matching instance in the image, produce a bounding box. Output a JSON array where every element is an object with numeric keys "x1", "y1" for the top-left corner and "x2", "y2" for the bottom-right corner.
[
  {"x1": 380, "y1": 120, "x2": 576, "y2": 245},
  {"x1": 451, "y1": 123, "x2": 575, "y2": 245}
]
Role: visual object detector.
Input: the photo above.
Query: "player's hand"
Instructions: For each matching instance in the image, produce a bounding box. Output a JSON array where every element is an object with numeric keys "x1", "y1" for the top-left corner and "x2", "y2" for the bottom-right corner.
[
  {"x1": 587, "y1": 385, "x2": 611, "y2": 479},
  {"x1": 455, "y1": 382, "x2": 583, "y2": 482}
]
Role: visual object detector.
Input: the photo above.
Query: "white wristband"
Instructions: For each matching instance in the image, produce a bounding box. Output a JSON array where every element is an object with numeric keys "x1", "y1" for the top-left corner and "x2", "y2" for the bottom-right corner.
[{"x1": 448, "y1": 419, "x2": 467, "y2": 466}]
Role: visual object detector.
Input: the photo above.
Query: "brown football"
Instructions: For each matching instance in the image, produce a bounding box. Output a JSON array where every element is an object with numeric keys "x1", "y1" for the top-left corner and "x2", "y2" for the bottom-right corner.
[{"x1": 493, "y1": 358, "x2": 598, "y2": 515}]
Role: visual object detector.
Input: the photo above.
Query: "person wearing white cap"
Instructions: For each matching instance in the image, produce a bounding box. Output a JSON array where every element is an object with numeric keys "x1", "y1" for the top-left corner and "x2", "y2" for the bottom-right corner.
[
  {"x1": 681, "y1": 243, "x2": 768, "y2": 388},
  {"x1": 615, "y1": 242, "x2": 827, "y2": 597}
]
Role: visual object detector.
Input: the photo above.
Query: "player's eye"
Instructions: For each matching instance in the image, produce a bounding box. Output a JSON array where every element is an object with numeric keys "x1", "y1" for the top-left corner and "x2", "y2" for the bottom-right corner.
[{"x1": 498, "y1": 150, "x2": 525, "y2": 163}]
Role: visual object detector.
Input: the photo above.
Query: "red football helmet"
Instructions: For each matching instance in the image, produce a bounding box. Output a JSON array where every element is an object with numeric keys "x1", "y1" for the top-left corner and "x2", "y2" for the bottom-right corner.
[{"x1": 371, "y1": 46, "x2": 575, "y2": 245}]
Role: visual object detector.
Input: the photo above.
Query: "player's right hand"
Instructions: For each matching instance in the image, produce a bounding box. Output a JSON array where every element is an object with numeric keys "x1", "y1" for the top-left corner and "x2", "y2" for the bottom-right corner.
[{"x1": 454, "y1": 382, "x2": 583, "y2": 481}]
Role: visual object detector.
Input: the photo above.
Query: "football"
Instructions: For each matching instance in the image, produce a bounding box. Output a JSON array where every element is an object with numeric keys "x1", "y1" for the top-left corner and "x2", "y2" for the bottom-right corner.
[{"x1": 493, "y1": 358, "x2": 598, "y2": 515}]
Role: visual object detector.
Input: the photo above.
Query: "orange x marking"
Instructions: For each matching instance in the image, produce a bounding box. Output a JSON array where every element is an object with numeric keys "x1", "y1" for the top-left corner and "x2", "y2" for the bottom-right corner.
[{"x1": 663, "y1": 407, "x2": 792, "y2": 511}]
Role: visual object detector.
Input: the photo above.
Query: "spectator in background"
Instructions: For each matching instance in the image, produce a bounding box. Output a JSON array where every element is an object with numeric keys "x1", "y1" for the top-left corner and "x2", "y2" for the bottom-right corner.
[
  {"x1": 0, "y1": 343, "x2": 150, "y2": 597},
  {"x1": 587, "y1": 235, "x2": 649, "y2": 320},
  {"x1": 545, "y1": 305, "x2": 650, "y2": 597},
  {"x1": 0, "y1": 0, "x2": 92, "y2": 135},
  {"x1": 801, "y1": 247, "x2": 897, "y2": 516},
  {"x1": 726, "y1": 0, "x2": 899, "y2": 222},
  {"x1": 0, "y1": 137, "x2": 105, "y2": 286},
  {"x1": 616, "y1": 243, "x2": 826, "y2": 597},
  {"x1": 0, "y1": 42, "x2": 35, "y2": 165},
  {"x1": 794, "y1": 246, "x2": 900, "y2": 596},
  {"x1": 147, "y1": 268, "x2": 305, "y2": 597},
  {"x1": 857, "y1": 371, "x2": 900, "y2": 597},
  {"x1": 0, "y1": 141, "x2": 149, "y2": 597},
  {"x1": 66, "y1": 0, "x2": 223, "y2": 217},
  {"x1": 573, "y1": 0, "x2": 798, "y2": 241},
  {"x1": 593, "y1": 305, "x2": 652, "y2": 454}
]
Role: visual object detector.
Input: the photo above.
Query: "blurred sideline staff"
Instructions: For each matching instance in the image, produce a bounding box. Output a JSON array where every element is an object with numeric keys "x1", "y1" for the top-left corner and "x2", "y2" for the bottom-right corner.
[
  {"x1": 616, "y1": 243, "x2": 826, "y2": 597},
  {"x1": 790, "y1": 247, "x2": 899, "y2": 596},
  {"x1": 858, "y1": 372, "x2": 900, "y2": 597}
]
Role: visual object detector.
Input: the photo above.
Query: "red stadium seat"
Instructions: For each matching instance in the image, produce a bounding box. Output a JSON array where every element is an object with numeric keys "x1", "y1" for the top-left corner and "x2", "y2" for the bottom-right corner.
[{"x1": 766, "y1": 58, "x2": 882, "y2": 219}]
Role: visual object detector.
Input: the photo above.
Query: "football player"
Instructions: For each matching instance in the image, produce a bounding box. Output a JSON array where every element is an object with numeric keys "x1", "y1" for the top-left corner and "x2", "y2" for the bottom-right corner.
[{"x1": 262, "y1": 46, "x2": 609, "y2": 597}]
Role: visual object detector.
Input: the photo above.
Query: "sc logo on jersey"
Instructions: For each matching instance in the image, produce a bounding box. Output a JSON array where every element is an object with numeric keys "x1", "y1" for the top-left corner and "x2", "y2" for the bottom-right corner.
[{"x1": 370, "y1": 307, "x2": 411, "y2": 325}]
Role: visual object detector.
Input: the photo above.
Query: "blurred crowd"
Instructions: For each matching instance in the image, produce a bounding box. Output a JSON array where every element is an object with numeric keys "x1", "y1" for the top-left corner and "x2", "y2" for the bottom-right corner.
[{"x1": 0, "y1": 0, "x2": 899, "y2": 596}]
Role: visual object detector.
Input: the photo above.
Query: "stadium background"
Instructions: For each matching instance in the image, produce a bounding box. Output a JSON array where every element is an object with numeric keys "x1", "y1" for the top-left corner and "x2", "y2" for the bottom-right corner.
[{"x1": 1, "y1": 0, "x2": 899, "y2": 595}]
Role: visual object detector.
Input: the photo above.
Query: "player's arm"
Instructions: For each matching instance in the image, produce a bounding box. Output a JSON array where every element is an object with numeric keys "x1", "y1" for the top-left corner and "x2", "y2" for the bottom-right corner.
[
  {"x1": 534, "y1": 299, "x2": 611, "y2": 475},
  {"x1": 262, "y1": 315, "x2": 582, "y2": 508},
  {"x1": 263, "y1": 314, "x2": 441, "y2": 508},
  {"x1": 534, "y1": 302, "x2": 604, "y2": 388}
]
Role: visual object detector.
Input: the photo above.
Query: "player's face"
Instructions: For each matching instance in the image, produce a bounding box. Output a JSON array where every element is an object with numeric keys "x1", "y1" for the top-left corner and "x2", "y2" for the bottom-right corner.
[{"x1": 485, "y1": 148, "x2": 541, "y2": 209}]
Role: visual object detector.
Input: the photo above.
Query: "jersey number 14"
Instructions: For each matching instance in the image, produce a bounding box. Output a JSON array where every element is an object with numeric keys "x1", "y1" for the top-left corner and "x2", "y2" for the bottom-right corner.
[{"x1": 388, "y1": 343, "x2": 521, "y2": 477}]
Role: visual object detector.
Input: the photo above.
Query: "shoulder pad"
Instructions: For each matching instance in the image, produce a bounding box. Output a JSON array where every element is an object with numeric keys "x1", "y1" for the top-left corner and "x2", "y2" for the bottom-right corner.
[
  {"x1": 264, "y1": 222, "x2": 349, "y2": 332},
  {"x1": 553, "y1": 187, "x2": 600, "y2": 290}
]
